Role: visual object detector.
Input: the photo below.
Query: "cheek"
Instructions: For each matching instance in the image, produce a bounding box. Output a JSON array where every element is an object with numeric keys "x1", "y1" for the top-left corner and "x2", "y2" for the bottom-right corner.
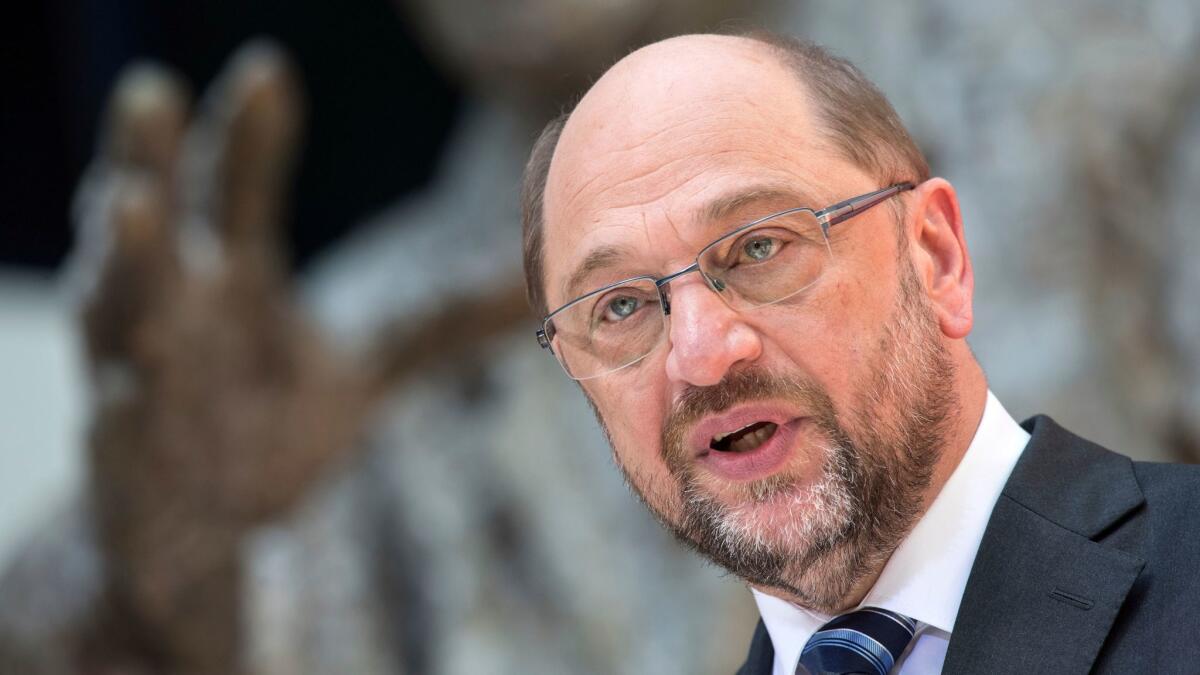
[
  {"x1": 823, "y1": 268, "x2": 903, "y2": 394},
  {"x1": 593, "y1": 377, "x2": 685, "y2": 518},
  {"x1": 764, "y1": 271, "x2": 887, "y2": 395},
  {"x1": 588, "y1": 376, "x2": 668, "y2": 468},
  {"x1": 828, "y1": 276, "x2": 882, "y2": 354}
]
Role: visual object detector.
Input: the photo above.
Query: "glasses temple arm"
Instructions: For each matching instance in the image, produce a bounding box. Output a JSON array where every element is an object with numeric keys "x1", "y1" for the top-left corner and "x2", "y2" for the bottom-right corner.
[{"x1": 818, "y1": 182, "x2": 915, "y2": 228}]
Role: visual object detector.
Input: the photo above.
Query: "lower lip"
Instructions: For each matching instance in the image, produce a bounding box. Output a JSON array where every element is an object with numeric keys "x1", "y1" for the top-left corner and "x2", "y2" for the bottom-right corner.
[{"x1": 697, "y1": 418, "x2": 806, "y2": 482}]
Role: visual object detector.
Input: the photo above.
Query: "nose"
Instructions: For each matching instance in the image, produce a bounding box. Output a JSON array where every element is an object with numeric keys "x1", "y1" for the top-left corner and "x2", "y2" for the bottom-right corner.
[{"x1": 663, "y1": 277, "x2": 763, "y2": 387}]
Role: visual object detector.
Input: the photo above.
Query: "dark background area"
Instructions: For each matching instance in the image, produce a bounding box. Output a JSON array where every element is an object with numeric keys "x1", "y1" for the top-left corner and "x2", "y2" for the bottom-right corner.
[{"x1": 1, "y1": 0, "x2": 462, "y2": 272}]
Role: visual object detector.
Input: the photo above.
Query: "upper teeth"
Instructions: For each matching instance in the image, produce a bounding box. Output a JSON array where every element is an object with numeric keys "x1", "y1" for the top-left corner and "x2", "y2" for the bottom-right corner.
[{"x1": 713, "y1": 422, "x2": 759, "y2": 443}]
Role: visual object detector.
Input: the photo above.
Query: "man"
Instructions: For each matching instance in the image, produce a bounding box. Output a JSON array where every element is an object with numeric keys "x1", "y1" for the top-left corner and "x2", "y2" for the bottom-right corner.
[{"x1": 520, "y1": 31, "x2": 1200, "y2": 674}]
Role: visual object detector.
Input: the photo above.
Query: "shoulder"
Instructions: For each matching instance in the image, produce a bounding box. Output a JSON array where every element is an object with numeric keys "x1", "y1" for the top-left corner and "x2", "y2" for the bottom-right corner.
[
  {"x1": 1132, "y1": 459, "x2": 1200, "y2": 497},
  {"x1": 1129, "y1": 460, "x2": 1200, "y2": 538}
]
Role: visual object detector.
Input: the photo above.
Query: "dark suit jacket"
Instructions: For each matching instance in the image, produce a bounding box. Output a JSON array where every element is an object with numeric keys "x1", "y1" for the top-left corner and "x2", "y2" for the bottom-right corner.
[{"x1": 737, "y1": 415, "x2": 1200, "y2": 674}]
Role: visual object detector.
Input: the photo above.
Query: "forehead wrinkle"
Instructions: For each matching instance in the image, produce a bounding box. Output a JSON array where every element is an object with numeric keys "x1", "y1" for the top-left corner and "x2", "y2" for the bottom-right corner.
[
  {"x1": 558, "y1": 118, "x2": 825, "y2": 227},
  {"x1": 560, "y1": 128, "x2": 761, "y2": 220},
  {"x1": 550, "y1": 77, "x2": 820, "y2": 240},
  {"x1": 561, "y1": 152, "x2": 692, "y2": 219},
  {"x1": 596, "y1": 149, "x2": 756, "y2": 215},
  {"x1": 658, "y1": 204, "x2": 688, "y2": 255}
]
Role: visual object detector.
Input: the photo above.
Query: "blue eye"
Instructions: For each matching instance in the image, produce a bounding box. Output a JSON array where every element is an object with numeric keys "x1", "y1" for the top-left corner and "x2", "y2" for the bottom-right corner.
[
  {"x1": 742, "y1": 236, "x2": 778, "y2": 261},
  {"x1": 605, "y1": 296, "x2": 641, "y2": 321}
]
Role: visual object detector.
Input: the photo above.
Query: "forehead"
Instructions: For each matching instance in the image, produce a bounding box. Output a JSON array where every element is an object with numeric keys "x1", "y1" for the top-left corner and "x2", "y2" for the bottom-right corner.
[{"x1": 541, "y1": 36, "x2": 852, "y2": 306}]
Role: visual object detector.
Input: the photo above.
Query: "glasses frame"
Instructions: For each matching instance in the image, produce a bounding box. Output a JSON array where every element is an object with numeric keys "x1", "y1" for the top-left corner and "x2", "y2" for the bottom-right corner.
[{"x1": 536, "y1": 182, "x2": 915, "y2": 379}]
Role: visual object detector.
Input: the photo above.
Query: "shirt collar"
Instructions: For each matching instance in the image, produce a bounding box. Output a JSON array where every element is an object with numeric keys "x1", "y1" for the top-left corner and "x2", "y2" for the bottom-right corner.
[{"x1": 752, "y1": 390, "x2": 1030, "y2": 669}]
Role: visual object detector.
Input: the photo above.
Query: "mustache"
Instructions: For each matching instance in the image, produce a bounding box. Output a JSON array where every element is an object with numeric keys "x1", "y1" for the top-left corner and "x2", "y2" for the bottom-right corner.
[{"x1": 660, "y1": 367, "x2": 834, "y2": 472}]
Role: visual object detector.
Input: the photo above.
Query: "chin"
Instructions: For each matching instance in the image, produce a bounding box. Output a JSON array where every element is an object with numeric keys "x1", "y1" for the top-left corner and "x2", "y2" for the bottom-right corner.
[{"x1": 683, "y1": 452, "x2": 856, "y2": 558}]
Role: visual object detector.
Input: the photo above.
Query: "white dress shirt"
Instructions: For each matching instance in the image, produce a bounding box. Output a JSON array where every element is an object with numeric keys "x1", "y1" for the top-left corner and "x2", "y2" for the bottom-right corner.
[{"x1": 753, "y1": 390, "x2": 1031, "y2": 675}]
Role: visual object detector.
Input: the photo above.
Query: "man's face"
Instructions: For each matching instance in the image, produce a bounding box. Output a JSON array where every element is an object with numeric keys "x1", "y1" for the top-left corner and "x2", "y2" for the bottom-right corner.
[{"x1": 540, "y1": 36, "x2": 957, "y2": 610}]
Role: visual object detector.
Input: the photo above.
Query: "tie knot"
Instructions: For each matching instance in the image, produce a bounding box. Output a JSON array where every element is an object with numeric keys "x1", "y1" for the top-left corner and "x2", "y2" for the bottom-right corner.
[{"x1": 797, "y1": 607, "x2": 917, "y2": 675}]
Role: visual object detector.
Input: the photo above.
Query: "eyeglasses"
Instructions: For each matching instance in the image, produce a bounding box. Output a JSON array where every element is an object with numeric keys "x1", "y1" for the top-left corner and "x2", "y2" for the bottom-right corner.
[{"x1": 536, "y1": 182, "x2": 914, "y2": 380}]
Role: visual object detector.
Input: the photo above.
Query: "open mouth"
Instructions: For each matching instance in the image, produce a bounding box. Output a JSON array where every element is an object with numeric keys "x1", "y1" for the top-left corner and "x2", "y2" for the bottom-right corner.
[{"x1": 710, "y1": 421, "x2": 779, "y2": 453}]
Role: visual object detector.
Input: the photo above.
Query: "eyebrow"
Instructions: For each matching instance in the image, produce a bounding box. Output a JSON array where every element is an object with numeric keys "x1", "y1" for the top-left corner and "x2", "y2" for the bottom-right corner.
[
  {"x1": 557, "y1": 185, "x2": 821, "y2": 309},
  {"x1": 561, "y1": 244, "x2": 634, "y2": 307},
  {"x1": 702, "y1": 184, "x2": 821, "y2": 225}
]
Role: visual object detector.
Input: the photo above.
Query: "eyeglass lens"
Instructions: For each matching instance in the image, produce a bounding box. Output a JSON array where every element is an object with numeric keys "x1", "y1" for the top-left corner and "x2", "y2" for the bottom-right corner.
[{"x1": 547, "y1": 209, "x2": 829, "y2": 380}]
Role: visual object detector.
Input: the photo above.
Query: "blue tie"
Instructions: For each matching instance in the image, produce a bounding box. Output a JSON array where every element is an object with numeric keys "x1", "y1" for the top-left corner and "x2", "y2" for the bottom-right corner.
[{"x1": 797, "y1": 607, "x2": 917, "y2": 675}]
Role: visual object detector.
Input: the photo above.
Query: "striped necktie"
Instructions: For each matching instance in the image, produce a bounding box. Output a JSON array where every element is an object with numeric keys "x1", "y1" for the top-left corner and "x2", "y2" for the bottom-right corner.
[{"x1": 797, "y1": 607, "x2": 917, "y2": 675}]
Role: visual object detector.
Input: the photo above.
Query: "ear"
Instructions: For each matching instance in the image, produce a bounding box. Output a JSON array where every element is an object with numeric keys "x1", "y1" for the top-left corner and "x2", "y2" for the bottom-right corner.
[{"x1": 905, "y1": 178, "x2": 974, "y2": 339}]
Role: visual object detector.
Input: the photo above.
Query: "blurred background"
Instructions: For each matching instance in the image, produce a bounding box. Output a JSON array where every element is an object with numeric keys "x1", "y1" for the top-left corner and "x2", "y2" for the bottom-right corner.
[{"x1": 1, "y1": 1, "x2": 1198, "y2": 673}]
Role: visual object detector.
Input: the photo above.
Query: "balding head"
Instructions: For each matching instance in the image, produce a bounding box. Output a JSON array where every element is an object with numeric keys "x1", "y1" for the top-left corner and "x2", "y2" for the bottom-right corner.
[
  {"x1": 554, "y1": 34, "x2": 808, "y2": 184},
  {"x1": 521, "y1": 32, "x2": 928, "y2": 316}
]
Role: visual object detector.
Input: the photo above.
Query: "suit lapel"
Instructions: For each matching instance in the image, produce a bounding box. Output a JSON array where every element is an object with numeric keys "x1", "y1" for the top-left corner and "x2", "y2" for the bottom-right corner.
[{"x1": 943, "y1": 416, "x2": 1146, "y2": 674}]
